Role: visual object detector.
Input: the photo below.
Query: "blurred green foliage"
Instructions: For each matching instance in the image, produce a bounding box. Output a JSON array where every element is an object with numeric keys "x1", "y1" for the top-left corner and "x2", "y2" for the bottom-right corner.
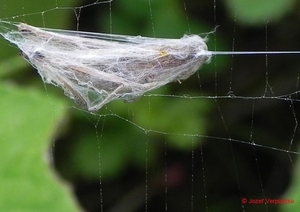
[
  {"x1": 0, "y1": 0, "x2": 300, "y2": 211},
  {"x1": 225, "y1": 0, "x2": 296, "y2": 26},
  {"x1": 0, "y1": 83, "x2": 79, "y2": 211}
]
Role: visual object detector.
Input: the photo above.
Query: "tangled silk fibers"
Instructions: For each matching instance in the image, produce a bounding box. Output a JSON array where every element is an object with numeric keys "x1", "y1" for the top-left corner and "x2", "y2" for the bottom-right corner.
[{"x1": 0, "y1": 22, "x2": 211, "y2": 111}]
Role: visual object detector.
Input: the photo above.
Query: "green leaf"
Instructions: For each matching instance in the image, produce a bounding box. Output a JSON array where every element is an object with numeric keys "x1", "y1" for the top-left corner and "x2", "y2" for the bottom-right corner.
[
  {"x1": 225, "y1": 0, "x2": 296, "y2": 25},
  {"x1": 0, "y1": 83, "x2": 80, "y2": 211},
  {"x1": 0, "y1": 56, "x2": 29, "y2": 78}
]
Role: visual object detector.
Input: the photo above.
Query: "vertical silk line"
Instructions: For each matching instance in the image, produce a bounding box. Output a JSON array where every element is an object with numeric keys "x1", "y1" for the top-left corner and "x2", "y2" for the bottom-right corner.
[
  {"x1": 148, "y1": 0, "x2": 155, "y2": 37},
  {"x1": 213, "y1": 0, "x2": 218, "y2": 97},
  {"x1": 229, "y1": 4, "x2": 237, "y2": 95},
  {"x1": 264, "y1": 21, "x2": 270, "y2": 96},
  {"x1": 182, "y1": 0, "x2": 191, "y2": 33},
  {"x1": 109, "y1": 0, "x2": 112, "y2": 35}
]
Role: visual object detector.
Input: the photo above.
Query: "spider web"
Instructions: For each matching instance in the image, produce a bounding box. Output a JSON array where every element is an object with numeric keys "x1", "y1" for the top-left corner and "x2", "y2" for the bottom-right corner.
[{"x1": 0, "y1": 0, "x2": 299, "y2": 211}]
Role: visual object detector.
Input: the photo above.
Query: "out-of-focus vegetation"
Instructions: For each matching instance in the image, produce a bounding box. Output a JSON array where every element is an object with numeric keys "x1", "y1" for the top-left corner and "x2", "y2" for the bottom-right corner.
[{"x1": 0, "y1": 0, "x2": 300, "y2": 211}]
